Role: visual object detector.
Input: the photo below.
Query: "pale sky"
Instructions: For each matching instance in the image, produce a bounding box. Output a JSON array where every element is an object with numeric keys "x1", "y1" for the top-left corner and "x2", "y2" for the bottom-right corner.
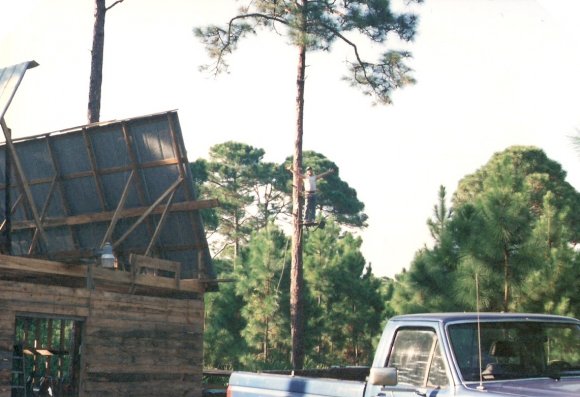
[{"x1": 1, "y1": 0, "x2": 579, "y2": 277}]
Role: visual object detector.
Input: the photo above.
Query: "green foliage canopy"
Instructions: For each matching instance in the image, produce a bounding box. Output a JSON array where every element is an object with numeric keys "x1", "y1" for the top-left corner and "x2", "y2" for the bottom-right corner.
[
  {"x1": 194, "y1": 0, "x2": 423, "y2": 104},
  {"x1": 392, "y1": 146, "x2": 580, "y2": 316}
]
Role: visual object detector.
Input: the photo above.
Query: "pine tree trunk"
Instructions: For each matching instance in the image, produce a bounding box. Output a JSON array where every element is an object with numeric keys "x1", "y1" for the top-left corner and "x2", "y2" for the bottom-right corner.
[
  {"x1": 290, "y1": 42, "x2": 307, "y2": 370},
  {"x1": 88, "y1": 0, "x2": 106, "y2": 123},
  {"x1": 503, "y1": 247, "x2": 510, "y2": 311}
]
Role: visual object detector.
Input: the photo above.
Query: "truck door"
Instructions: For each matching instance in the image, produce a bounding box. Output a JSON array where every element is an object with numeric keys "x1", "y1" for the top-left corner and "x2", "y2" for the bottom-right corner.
[{"x1": 373, "y1": 327, "x2": 452, "y2": 397}]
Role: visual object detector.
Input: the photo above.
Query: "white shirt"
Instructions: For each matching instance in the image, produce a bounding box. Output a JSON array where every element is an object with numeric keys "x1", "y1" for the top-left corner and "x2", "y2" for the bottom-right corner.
[{"x1": 304, "y1": 175, "x2": 317, "y2": 193}]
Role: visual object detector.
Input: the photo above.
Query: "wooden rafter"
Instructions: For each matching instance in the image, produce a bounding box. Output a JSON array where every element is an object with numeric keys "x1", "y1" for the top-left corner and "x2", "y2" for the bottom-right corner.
[
  {"x1": 45, "y1": 134, "x2": 79, "y2": 252},
  {"x1": 145, "y1": 188, "x2": 175, "y2": 256},
  {"x1": 29, "y1": 176, "x2": 58, "y2": 255},
  {"x1": 100, "y1": 170, "x2": 134, "y2": 247},
  {"x1": 0, "y1": 193, "x2": 23, "y2": 232},
  {"x1": 0, "y1": 254, "x2": 204, "y2": 293},
  {"x1": 166, "y1": 113, "x2": 190, "y2": 198},
  {"x1": 0, "y1": 118, "x2": 48, "y2": 248},
  {"x1": 120, "y1": 121, "x2": 154, "y2": 236},
  {"x1": 82, "y1": 126, "x2": 107, "y2": 210},
  {"x1": 113, "y1": 177, "x2": 184, "y2": 249},
  {"x1": 9, "y1": 198, "x2": 217, "y2": 230}
]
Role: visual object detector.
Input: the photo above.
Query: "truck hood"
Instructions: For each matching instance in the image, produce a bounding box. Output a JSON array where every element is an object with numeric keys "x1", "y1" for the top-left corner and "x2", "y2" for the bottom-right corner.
[{"x1": 466, "y1": 378, "x2": 580, "y2": 397}]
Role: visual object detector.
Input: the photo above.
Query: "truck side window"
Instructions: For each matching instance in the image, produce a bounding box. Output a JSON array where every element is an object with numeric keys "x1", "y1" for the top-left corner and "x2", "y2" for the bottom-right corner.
[
  {"x1": 427, "y1": 340, "x2": 448, "y2": 388},
  {"x1": 387, "y1": 328, "x2": 449, "y2": 389}
]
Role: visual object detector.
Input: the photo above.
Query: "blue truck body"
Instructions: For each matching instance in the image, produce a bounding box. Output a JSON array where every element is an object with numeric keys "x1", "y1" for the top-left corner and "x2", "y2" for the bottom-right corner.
[{"x1": 227, "y1": 313, "x2": 580, "y2": 397}]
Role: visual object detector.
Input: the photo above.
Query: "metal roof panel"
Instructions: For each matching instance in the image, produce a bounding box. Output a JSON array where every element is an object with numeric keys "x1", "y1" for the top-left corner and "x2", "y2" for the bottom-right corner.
[{"x1": 0, "y1": 111, "x2": 216, "y2": 281}]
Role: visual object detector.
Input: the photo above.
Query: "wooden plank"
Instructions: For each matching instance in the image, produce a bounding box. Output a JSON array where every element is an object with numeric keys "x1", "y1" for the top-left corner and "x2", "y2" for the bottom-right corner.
[
  {"x1": 0, "y1": 279, "x2": 91, "y2": 298},
  {"x1": 86, "y1": 297, "x2": 203, "y2": 319},
  {"x1": 10, "y1": 198, "x2": 218, "y2": 230},
  {"x1": 130, "y1": 254, "x2": 181, "y2": 287},
  {"x1": 87, "y1": 306, "x2": 203, "y2": 326},
  {"x1": 86, "y1": 287, "x2": 203, "y2": 308},
  {"x1": 130, "y1": 254, "x2": 180, "y2": 273},
  {"x1": 85, "y1": 363, "x2": 201, "y2": 374},
  {"x1": 82, "y1": 126, "x2": 107, "y2": 211},
  {"x1": 28, "y1": 176, "x2": 58, "y2": 255},
  {"x1": 85, "y1": 344, "x2": 202, "y2": 360},
  {"x1": 0, "y1": 119, "x2": 48, "y2": 248},
  {"x1": 0, "y1": 159, "x2": 185, "y2": 189},
  {"x1": 0, "y1": 256, "x2": 204, "y2": 293},
  {"x1": 83, "y1": 378, "x2": 202, "y2": 397},
  {"x1": 145, "y1": 189, "x2": 175, "y2": 256},
  {"x1": 0, "y1": 300, "x2": 90, "y2": 318},
  {"x1": 120, "y1": 120, "x2": 158, "y2": 241},
  {"x1": 113, "y1": 177, "x2": 183, "y2": 249},
  {"x1": 85, "y1": 324, "x2": 203, "y2": 342},
  {"x1": 101, "y1": 170, "x2": 134, "y2": 247},
  {"x1": 0, "y1": 255, "x2": 86, "y2": 277}
]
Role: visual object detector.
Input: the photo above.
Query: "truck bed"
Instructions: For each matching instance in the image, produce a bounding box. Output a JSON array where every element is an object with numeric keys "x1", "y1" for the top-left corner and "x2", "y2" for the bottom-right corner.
[{"x1": 228, "y1": 368, "x2": 369, "y2": 397}]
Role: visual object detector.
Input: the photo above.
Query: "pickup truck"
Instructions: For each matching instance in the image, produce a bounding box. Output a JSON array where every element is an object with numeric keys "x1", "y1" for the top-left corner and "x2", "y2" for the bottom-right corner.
[{"x1": 226, "y1": 313, "x2": 580, "y2": 397}]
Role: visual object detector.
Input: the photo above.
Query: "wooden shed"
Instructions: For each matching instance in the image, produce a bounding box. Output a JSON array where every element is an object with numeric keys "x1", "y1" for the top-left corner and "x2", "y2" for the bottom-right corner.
[{"x1": 0, "y1": 61, "x2": 219, "y2": 397}]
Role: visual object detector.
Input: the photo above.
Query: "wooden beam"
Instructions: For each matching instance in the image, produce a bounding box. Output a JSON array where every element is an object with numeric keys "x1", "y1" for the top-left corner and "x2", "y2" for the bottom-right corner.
[
  {"x1": 82, "y1": 126, "x2": 107, "y2": 211},
  {"x1": 0, "y1": 192, "x2": 23, "y2": 232},
  {"x1": 0, "y1": 254, "x2": 203, "y2": 293},
  {"x1": 10, "y1": 198, "x2": 219, "y2": 230},
  {"x1": 0, "y1": 158, "x2": 182, "y2": 189},
  {"x1": 129, "y1": 253, "x2": 181, "y2": 287},
  {"x1": 101, "y1": 170, "x2": 134, "y2": 247},
  {"x1": 0, "y1": 254, "x2": 86, "y2": 278},
  {"x1": 113, "y1": 177, "x2": 183, "y2": 249},
  {"x1": 145, "y1": 188, "x2": 175, "y2": 256},
  {"x1": 1, "y1": 119, "x2": 49, "y2": 248},
  {"x1": 29, "y1": 176, "x2": 58, "y2": 255}
]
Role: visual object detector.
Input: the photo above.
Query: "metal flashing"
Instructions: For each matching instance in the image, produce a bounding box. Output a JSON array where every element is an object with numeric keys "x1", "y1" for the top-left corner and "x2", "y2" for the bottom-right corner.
[{"x1": 0, "y1": 61, "x2": 38, "y2": 122}]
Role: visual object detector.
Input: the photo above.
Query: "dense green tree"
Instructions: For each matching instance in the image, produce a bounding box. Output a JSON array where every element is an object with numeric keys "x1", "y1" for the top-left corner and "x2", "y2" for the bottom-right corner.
[
  {"x1": 390, "y1": 186, "x2": 459, "y2": 314},
  {"x1": 282, "y1": 151, "x2": 368, "y2": 227},
  {"x1": 196, "y1": 0, "x2": 422, "y2": 369},
  {"x1": 197, "y1": 146, "x2": 367, "y2": 257},
  {"x1": 454, "y1": 146, "x2": 580, "y2": 242},
  {"x1": 200, "y1": 142, "x2": 279, "y2": 262},
  {"x1": 459, "y1": 160, "x2": 536, "y2": 311},
  {"x1": 391, "y1": 146, "x2": 580, "y2": 315},
  {"x1": 518, "y1": 192, "x2": 580, "y2": 318},
  {"x1": 304, "y1": 220, "x2": 385, "y2": 365},
  {"x1": 203, "y1": 259, "x2": 246, "y2": 369},
  {"x1": 427, "y1": 185, "x2": 452, "y2": 243},
  {"x1": 453, "y1": 147, "x2": 579, "y2": 311},
  {"x1": 236, "y1": 226, "x2": 292, "y2": 368},
  {"x1": 204, "y1": 216, "x2": 387, "y2": 370},
  {"x1": 190, "y1": 159, "x2": 219, "y2": 231}
]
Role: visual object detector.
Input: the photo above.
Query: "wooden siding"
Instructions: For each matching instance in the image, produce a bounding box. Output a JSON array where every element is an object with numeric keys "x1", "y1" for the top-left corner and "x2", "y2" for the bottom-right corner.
[{"x1": 0, "y1": 279, "x2": 204, "y2": 397}]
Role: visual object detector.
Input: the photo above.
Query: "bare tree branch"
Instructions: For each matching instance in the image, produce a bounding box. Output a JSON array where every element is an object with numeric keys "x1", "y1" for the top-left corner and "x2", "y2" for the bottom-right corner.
[{"x1": 106, "y1": 0, "x2": 125, "y2": 11}]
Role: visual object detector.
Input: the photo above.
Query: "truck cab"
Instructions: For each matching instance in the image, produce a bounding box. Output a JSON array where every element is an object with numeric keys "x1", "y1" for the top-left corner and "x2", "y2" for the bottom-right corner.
[{"x1": 365, "y1": 313, "x2": 580, "y2": 397}]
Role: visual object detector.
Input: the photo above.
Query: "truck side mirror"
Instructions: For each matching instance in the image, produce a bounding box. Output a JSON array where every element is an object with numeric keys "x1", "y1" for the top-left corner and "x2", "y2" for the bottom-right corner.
[{"x1": 369, "y1": 367, "x2": 397, "y2": 386}]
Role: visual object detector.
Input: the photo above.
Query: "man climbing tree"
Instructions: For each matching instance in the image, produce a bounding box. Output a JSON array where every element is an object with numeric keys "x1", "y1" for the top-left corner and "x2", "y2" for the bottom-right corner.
[
  {"x1": 287, "y1": 166, "x2": 335, "y2": 225},
  {"x1": 196, "y1": 0, "x2": 423, "y2": 369}
]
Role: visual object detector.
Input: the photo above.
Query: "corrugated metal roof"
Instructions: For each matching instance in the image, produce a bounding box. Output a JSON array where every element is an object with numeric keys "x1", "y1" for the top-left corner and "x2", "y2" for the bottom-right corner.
[
  {"x1": 0, "y1": 110, "x2": 216, "y2": 281},
  {"x1": 0, "y1": 61, "x2": 38, "y2": 121}
]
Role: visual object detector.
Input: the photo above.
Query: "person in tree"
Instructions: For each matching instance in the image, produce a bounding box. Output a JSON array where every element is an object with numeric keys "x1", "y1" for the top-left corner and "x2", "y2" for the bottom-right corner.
[{"x1": 288, "y1": 166, "x2": 335, "y2": 224}]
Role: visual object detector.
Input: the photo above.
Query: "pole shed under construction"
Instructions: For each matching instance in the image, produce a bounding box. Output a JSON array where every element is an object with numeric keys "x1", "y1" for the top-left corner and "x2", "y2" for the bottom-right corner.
[{"x1": 0, "y1": 61, "x2": 219, "y2": 397}]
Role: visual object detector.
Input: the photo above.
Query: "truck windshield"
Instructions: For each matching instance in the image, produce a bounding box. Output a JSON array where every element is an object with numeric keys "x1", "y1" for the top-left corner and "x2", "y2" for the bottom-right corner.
[{"x1": 448, "y1": 321, "x2": 580, "y2": 382}]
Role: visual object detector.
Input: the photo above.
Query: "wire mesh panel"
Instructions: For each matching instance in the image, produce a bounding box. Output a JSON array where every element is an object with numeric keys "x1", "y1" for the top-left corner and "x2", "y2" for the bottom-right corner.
[{"x1": 0, "y1": 111, "x2": 214, "y2": 280}]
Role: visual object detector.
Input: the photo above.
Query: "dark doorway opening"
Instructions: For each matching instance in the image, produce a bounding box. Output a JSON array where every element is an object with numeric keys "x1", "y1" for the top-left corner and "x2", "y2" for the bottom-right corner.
[{"x1": 12, "y1": 315, "x2": 83, "y2": 397}]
